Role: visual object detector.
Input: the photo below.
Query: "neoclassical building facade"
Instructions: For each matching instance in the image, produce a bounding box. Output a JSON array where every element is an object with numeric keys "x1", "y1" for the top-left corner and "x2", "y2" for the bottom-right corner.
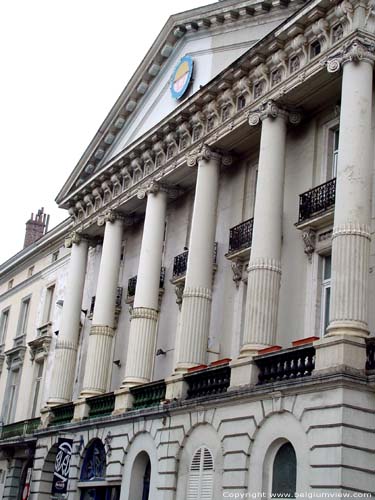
[{"x1": 0, "y1": 0, "x2": 374, "y2": 498}]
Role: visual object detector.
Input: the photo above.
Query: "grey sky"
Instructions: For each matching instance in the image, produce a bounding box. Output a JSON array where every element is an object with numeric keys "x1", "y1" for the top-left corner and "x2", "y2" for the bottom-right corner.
[{"x1": 0, "y1": 0, "x2": 216, "y2": 264}]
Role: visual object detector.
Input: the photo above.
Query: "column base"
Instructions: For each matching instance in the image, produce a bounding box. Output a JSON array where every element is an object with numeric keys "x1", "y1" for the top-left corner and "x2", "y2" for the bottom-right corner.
[
  {"x1": 165, "y1": 374, "x2": 188, "y2": 401},
  {"x1": 46, "y1": 397, "x2": 70, "y2": 407},
  {"x1": 39, "y1": 406, "x2": 54, "y2": 429},
  {"x1": 239, "y1": 343, "x2": 269, "y2": 358},
  {"x1": 326, "y1": 320, "x2": 369, "y2": 339},
  {"x1": 229, "y1": 357, "x2": 260, "y2": 389},
  {"x1": 313, "y1": 334, "x2": 367, "y2": 375},
  {"x1": 113, "y1": 387, "x2": 134, "y2": 415},
  {"x1": 72, "y1": 398, "x2": 90, "y2": 422}
]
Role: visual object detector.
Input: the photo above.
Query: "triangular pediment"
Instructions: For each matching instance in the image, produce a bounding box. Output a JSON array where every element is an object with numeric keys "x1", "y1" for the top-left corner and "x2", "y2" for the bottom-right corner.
[{"x1": 56, "y1": 0, "x2": 308, "y2": 208}]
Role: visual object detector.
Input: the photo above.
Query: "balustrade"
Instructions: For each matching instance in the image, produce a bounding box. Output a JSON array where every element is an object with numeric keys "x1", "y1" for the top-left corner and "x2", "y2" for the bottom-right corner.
[
  {"x1": 298, "y1": 178, "x2": 336, "y2": 223},
  {"x1": 184, "y1": 364, "x2": 231, "y2": 399},
  {"x1": 228, "y1": 218, "x2": 254, "y2": 253}
]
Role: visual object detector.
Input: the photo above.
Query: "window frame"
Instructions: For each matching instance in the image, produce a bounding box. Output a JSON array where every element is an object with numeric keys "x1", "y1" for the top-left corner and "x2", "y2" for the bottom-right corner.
[
  {"x1": 0, "y1": 308, "x2": 10, "y2": 345},
  {"x1": 16, "y1": 295, "x2": 31, "y2": 339},
  {"x1": 320, "y1": 254, "x2": 332, "y2": 336}
]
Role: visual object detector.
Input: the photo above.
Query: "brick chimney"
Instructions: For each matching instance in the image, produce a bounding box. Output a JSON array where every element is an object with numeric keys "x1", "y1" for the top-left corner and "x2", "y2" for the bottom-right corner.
[{"x1": 23, "y1": 208, "x2": 50, "y2": 248}]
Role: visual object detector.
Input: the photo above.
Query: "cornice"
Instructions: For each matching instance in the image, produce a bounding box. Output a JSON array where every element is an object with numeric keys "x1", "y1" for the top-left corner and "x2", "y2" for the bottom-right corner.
[
  {"x1": 56, "y1": 0, "x2": 307, "y2": 206},
  {"x1": 61, "y1": 3, "x2": 375, "y2": 231}
]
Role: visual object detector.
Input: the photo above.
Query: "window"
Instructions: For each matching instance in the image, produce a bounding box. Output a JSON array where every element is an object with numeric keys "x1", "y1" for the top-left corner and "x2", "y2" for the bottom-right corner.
[
  {"x1": 237, "y1": 94, "x2": 246, "y2": 110},
  {"x1": 8, "y1": 280, "x2": 13, "y2": 291},
  {"x1": 290, "y1": 55, "x2": 300, "y2": 74},
  {"x1": 31, "y1": 362, "x2": 44, "y2": 417},
  {"x1": 5, "y1": 368, "x2": 20, "y2": 424},
  {"x1": 17, "y1": 297, "x2": 31, "y2": 337},
  {"x1": 310, "y1": 40, "x2": 321, "y2": 58},
  {"x1": 272, "y1": 442, "x2": 297, "y2": 498},
  {"x1": 52, "y1": 250, "x2": 59, "y2": 263},
  {"x1": 89, "y1": 296, "x2": 96, "y2": 317},
  {"x1": 332, "y1": 23, "x2": 343, "y2": 43},
  {"x1": 42, "y1": 285, "x2": 55, "y2": 324},
  {"x1": 28, "y1": 266, "x2": 34, "y2": 277},
  {"x1": 331, "y1": 128, "x2": 339, "y2": 178},
  {"x1": 187, "y1": 447, "x2": 214, "y2": 500},
  {"x1": 321, "y1": 255, "x2": 331, "y2": 335},
  {"x1": 0, "y1": 309, "x2": 10, "y2": 345}
]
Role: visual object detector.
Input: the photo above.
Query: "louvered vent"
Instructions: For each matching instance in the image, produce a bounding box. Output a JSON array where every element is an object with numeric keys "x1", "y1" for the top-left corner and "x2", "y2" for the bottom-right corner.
[{"x1": 187, "y1": 447, "x2": 214, "y2": 500}]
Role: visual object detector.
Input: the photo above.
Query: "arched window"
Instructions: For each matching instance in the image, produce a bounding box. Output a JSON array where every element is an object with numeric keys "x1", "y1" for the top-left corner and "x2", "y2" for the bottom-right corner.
[
  {"x1": 80, "y1": 439, "x2": 106, "y2": 482},
  {"x1": 187, "y1": 446, "x2": 214, "y2": 500},
  {"x1": 272, "y1": 442, "x2": 297, "y2": 498}
]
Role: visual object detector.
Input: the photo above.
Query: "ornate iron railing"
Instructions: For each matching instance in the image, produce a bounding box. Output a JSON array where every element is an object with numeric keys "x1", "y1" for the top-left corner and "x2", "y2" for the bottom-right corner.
[
  {"x1": 255, "y1": 346, "x2": 315, "y2": 385},
  {"x1": 298, "y1": 178, "x2": 336, "y2": 223},
  {"x1": 1, "y1": 417, "x2": 40, "y2": 439},
  {"x1": 184, "y1": 364, "x2": 231, "y2": 399},
  {"x1": 130, "y1": 380, "x2": 166, "y2": 410},
  {"x1": 88, "y1": 392, "x2": 115, "y2": 418},
  {"x1": 127, "y1": 268, "x2": 166, "y2": 298},
  {"x1": 228, "y1": 218, "x2": 254, "y2": 253},
  {"x1": 172, "y1": 243, "x2": 218, "y2": 279},
  {"x1": 172, "y1": 250, "x2": 189, "y2": 279},
  {"x1": 49, "y1": 402, "x2": 74, "y2": 426},
  {"x1": 366, "y1": 338, "x2": 375, "y2": 372}
]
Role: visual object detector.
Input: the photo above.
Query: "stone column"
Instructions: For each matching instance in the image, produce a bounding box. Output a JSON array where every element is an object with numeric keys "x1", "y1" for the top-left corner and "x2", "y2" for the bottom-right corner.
[
  {"x1": 48, "y1": 232, "x2": 89, "y2": 405},
  {"x1": 80, "y1": 211, "x2": 124, "y2": 397},
  {"x1": 325, "y1": 41, "x2": 374, "y2": 338},
  {"x1": 175, "y1": 145, "x2": 232, "y2": 372},
  {"x1": 240, "y1": 102, "x2": 300, "y2": 357},
  {"x1": 122, "y1": 181, "x2": 168, "y2": 387}
]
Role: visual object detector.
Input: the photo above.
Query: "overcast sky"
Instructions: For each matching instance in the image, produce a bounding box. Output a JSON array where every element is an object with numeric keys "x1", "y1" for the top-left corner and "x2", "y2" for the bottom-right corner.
[{"x1": 0, "y1": 0, "x2": 216, "y2": 264}]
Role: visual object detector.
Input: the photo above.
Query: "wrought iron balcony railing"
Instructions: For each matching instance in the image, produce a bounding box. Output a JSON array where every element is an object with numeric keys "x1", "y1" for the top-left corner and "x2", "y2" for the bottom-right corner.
[
  {"x1": 87, "y1": 392, "x2": 115, "y2": 418},
  {"x1": 255, "y1": 345, "x2": 315, "y2": 385},
  {"x1": 366, "y1": 338, "x2": 375, "y2": 372},
  {"x1": 184, "y1": 364, "x2": 231, "y2": 399},
  {"x1": 298, "y1": 178, "x2": 336, "y2": 223},
  {"x1": 172, "y1": 243, "x2": 218, "y2": 280},
  {"x1": 130, "y1": 380, "x2": 166, "y2": 410},
  {"x1": 1, "y1": 418, "x2": 41, "y2": 440},
  {"x1": 49, "y1": 402, "x2": 74, "y2": 426},
  {"x1": 228, "y1": 218, "x2": 254, "y2": 254},
  {"x1": 127, "y1": 268, "x2": 166, "y2": 299}
]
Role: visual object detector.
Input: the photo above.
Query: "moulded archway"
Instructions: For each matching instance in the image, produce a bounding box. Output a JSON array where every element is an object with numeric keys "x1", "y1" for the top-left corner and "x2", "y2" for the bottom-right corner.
[
  {"x1": 37, "y1": 443, "x2": 58, "y2": 499},
  {"x1": 248, "y1": 412, "x2": 310, "y2": 495},
  {"x1": 176, "y1": 423, "x2": 223, "y2": 500},
  {"x1": 120, "y1": 432, "x2": 158, "y2": 500}
]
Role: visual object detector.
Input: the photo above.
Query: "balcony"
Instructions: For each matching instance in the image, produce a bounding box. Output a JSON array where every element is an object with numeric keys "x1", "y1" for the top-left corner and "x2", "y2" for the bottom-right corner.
[
  {"x1": 297, "y1": 178, "x2": 336, "y2": 227},
  {"x1": 184, "y1": 363, "x2": 231, "y2": 400},
  {"x1": 87, "y1": 392, "x2": 115, "y2": 419},
  {"x1": 172, "y1": 243, "x2": 218, "y2": 282},
  {"x1": 126, "y1": 268, "x2": 166, "y2": 302},
  {"x1": 49, "y1": 402, "x2": 74, "y2": 426},
  {"x1": 255, "y1": 345, "x2": 315, "y2": 385},
  {"x1": 130, "y1": 380, "x2": 166, "y2": 410},
  {"x1": 226, "y1": 218, "x2": 254, "y2": 260},
  {"x1": 1, "y1": 418, "x2": 40, "y2": 440}
]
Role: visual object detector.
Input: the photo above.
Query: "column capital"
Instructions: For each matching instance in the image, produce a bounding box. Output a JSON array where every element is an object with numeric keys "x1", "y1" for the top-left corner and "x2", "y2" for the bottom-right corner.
[
  {"x1": 248, "y1": 100, "x2": 302, "y2": 127},
  {"x1": 96, "y1": 209, "x2": 127, "y2": 227},
  {"x1": 186, "y1": 143, "x2": 232, "y2": 168},
  {"x1": 137, "y1": 179, "x2": 182, "y2": 200},
  {"x1": 326, "y1": 39, "x2": 375, "y2": 73},
  {"x1": 64, "y1": 231, "x2": 91, "y2": 248}
]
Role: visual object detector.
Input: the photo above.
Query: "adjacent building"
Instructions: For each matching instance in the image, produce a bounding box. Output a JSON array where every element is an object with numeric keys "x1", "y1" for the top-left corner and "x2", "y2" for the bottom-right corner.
[{"x1": 0, "y1": 0, "x2": 374, "y2": 498}]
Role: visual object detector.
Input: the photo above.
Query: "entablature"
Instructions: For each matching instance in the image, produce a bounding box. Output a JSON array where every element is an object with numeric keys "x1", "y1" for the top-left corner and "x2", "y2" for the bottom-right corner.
[{"x1": 62, "y1": 1, "x2": 375, "y2": 233}]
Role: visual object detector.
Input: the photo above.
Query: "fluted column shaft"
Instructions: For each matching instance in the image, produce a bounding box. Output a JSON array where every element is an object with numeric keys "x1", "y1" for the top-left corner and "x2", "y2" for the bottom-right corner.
[
  {"x1": 81, "y1": 214, "x2": 123, "y2": 397},
  {"x1": 122, "y1": 185, "x2": 167, "y2": 387},
  {"x1": 175, "y1": 146, "x2": 227, "y2": 371},
  {"x1": 241, "y1": 103, "x2": 289, "y2": 356},
  {"x1": 48, "y1": 233, "x2": 88, "y2": 405},
  {"x1": 327, "y1": 55, "x2": 373, "y2": 337}
]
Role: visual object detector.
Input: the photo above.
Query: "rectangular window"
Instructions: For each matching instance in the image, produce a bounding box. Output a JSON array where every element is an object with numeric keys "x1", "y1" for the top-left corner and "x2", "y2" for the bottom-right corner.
[
  {"x1": 52, "y1": 250, "x2": 59, "y2": 263},
  {"x1": 0, "y1": 309, "x2": 10, "y2": 345},
  {"x1": 331, "y1": 128, "x2": 339, "y2": 178},
  {"x1": 28, "y1": 266, "x2": 34, "y2": 277},
  {"x1": 321, "y1": 255, "x2": 332, "y2": 335},
  {"x1": 42, "y1": 285, "x2": 55, "y2": 324},
  {"x1": 17, "y1": 297, "x2": 31, "y2": 337},
  {"x1": 5, "y1": 369, "x2": 20, "y2": 424},
  {"x1": 31, "y1": 362, "x2": 44, "y2": 418},
  {"x1": 8, "y1": 280, "x2": 13, "y2": 291}
]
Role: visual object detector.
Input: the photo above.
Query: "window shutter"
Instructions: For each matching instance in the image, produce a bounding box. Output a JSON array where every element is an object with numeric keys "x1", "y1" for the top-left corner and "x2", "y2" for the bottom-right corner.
[{"x1": 187, "y1": 447, "x2": 214, "y2": 500}]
